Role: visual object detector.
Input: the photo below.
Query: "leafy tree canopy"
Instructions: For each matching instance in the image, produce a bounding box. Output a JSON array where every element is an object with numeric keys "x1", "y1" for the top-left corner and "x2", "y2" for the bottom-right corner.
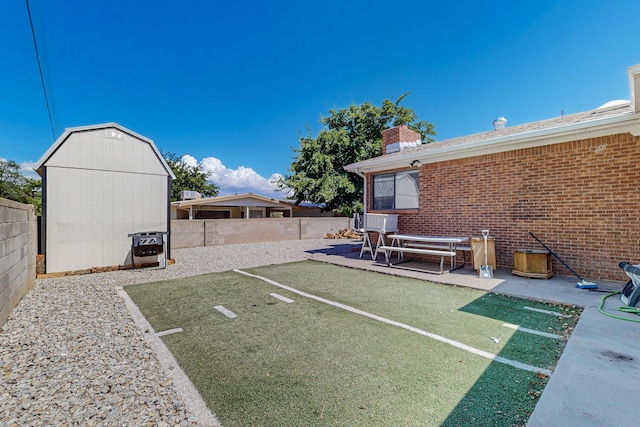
[
  {"x1": 280, "y1": 93, "x2": 435, "y2": 216},
  {"x1": 163, "y1": 152, "x2": 219, "y2": 201},
  {"x1": 0, "y1": 160, "x2": 42, "y2": 214}
]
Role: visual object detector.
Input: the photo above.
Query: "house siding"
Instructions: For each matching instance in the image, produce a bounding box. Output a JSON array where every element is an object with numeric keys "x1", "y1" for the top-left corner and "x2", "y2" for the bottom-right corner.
[{"x1": 366, "y1": 132, "x2": 640, "y2": 281}]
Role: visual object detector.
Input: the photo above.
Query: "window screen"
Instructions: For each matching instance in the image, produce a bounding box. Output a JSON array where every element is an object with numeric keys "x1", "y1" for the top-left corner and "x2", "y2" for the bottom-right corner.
[{"x1": 373, "y1": 171, "x2": 419, "y2": 210}]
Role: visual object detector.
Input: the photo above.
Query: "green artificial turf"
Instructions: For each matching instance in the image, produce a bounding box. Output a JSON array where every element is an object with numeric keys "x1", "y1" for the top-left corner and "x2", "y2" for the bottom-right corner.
[{"x1": 126, "y1": 261, "x2": 581, "y2": 426}]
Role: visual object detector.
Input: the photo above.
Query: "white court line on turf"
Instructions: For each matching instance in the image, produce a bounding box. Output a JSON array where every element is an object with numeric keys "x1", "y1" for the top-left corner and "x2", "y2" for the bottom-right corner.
[
  {"x1": 234, "y1": 269, "x2": 553, "y2": 376},
  {"x1": 523, "y1": 306, "x2": 572, "y2": 318},
  {"x1": 271, "y1": 293, "x2": 294, "y2": 303},
  {"x1": 214, "y1": 305, "x2": 237, "y2": 318},
  {"x1": 502, "y1": 323, "x2": 562, "y2": 339},
  {"x1": 156, "y1": 327, "x2": 184, "y2": 337}
]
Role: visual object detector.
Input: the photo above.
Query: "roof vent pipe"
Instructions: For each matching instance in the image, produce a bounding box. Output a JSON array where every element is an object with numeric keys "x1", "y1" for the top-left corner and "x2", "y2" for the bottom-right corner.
[{"x1": 493, "y1": 117, "x2": 507, "y2": 130}]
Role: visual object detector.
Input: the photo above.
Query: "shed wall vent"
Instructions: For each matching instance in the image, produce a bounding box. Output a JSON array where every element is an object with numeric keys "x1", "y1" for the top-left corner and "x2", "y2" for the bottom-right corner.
[{"x1": 103, "y1": 129, "x2": 124, "y2": 140}]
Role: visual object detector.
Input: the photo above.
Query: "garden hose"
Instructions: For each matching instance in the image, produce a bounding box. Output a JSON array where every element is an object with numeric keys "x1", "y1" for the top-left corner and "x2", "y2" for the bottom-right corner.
[{"x1": 598, "y1": 292, "x2": 640, "y2": 323}]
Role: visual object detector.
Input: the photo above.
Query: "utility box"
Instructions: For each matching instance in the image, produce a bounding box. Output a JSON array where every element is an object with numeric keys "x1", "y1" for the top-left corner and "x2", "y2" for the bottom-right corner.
[
  {"x1": 471, "y1": 236, "x2": 496, "y2": 273},
  {"x1": 512, "y1": 249, "x2": 554, "y2": 279}
]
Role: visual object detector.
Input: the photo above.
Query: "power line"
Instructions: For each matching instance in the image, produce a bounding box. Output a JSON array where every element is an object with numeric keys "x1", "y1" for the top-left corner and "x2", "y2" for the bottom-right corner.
[{"x1": 25, "y1": 0, "x2": 56, "y2": 141}]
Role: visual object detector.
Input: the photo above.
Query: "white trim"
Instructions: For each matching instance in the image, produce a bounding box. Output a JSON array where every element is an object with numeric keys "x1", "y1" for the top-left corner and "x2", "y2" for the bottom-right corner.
[
  {"x1": 628, "y1": 64, "x2": 640, "y2": 113},
  {"x1": 345, "y1": 112, "x2": 640, "y2": 173},
  {"x1": 35, "y1": 122, "x2": 176, "y2": 179},
  {"x1": 172, "y1": 193, "x2": 285, "y2": 208}
]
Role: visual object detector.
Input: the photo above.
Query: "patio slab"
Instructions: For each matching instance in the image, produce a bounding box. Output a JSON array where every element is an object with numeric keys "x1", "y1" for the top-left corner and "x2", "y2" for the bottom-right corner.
[{"x1": 308, "y1": 246, "x2": 640, "y2": 427}]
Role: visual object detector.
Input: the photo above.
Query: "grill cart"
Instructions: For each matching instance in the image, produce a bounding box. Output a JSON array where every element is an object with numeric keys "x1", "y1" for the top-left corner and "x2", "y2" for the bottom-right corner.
[{"x1": 128, "y1": 231, "x2": 168, "y2": 270}]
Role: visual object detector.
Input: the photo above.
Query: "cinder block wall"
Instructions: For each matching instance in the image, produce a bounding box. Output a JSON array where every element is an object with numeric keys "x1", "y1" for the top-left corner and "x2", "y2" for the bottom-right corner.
[
  {"x1": 0, "y1": 198, "x2": 37, "y2": 327},
  {"x1": 204, "y1": 218, "x2": 300, "y2": 246},
  {"x1": 367, "y1": 132, "x2": 640, "y2": 281},
  {"x1": 170, "y1": 220, "x2": 205, "y2": 249},
  {"x1": 171, "y1": 217, "x2": 351, "y2": 249}
]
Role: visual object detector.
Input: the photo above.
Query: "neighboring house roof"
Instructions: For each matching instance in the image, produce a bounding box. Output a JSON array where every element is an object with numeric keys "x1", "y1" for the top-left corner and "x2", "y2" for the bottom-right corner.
[
  {"x1": 35, "y1": 122, "x2": 176, "y2": 179},
  {"x1": 345, "y1": 64, "x2": 640, "y2": 174},
  {"x1": 172, "y1": 193, "x2": 288, "y2": 208},
  {"x1": 279, "y1": 200, "x2": 328, "y2": 209}
]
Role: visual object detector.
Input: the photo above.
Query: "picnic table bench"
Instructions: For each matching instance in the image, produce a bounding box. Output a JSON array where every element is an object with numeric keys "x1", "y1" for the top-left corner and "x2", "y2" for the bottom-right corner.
[{"x1": 379, "y1": 234, "x2": 470, "y2": 274}]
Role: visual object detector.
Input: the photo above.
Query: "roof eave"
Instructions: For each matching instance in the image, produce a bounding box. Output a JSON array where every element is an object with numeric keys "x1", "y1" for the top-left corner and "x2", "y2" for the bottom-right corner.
[
  {"x1": 172, "y1": 193, "x2": 284, "y2": 208},
  {"x1": 345, "y1": 113, "x2": 640, "y2": 173}
]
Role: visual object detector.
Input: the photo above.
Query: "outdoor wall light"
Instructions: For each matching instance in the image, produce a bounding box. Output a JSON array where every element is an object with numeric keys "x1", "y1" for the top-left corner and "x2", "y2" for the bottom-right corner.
[{"x1": 410, "y1": 160, "x2": 422, "y2": 168}]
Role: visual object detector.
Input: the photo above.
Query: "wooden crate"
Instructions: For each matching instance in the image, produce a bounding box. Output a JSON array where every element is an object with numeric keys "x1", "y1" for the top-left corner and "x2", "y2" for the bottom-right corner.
[
  {"x1": 512, "y1": 249, "x2": 554, "y2": 279},
  {"x1": 470, "y1": 237, "x2": 496, "y2": 273}
]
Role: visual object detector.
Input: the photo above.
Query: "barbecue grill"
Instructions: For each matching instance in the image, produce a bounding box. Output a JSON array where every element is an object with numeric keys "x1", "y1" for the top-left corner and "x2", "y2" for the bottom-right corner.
[{"x1": 128, "y1": 231, "x2": 167, "y2": 269}]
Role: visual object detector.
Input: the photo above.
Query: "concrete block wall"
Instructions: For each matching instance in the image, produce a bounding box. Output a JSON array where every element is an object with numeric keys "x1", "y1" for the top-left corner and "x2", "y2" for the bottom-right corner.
[
  {"x1": 171, "y1": 217, "x2": 351, "y2": 249},
  {"x1": 0, "y1": 198, "x2": 36, "y2": 327},
  {"x1": 367, "y1": 132, "x2": 640, "y2": 281},
  {"x1": 169, "y1": 220, "x2": 205, "y2": 249}
]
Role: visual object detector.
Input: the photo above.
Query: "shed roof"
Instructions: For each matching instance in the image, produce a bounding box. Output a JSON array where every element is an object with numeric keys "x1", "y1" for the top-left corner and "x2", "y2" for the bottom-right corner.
[
  {"x1": 35, "y1": 122, "x2": 176, "y2": 179},
  {"x1": 345, "y1": 65, "x2": 640, "y2": 173}
]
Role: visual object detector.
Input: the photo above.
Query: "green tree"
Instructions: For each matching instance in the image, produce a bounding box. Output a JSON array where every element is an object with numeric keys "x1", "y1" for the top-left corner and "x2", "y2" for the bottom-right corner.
[
  {"x1": 280, "y1": 94, "x2": 435, "y2": 215},
  {"x1": 163, "y1": 152, "x2": 219, "y2": 201},
  {"x1": 0, "y1": 160, "x2": 42, "y2": 214}
]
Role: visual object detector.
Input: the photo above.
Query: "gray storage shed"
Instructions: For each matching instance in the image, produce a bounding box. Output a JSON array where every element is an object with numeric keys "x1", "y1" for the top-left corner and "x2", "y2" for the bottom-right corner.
[{"x1": 35, "y1": 123, "x2": 175, "y2": 273}]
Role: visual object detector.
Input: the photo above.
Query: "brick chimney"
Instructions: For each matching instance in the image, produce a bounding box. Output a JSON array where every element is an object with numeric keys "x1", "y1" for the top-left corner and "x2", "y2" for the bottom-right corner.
[{"x1": 382, "y1": 125, "x2": 422, "y2": 154}]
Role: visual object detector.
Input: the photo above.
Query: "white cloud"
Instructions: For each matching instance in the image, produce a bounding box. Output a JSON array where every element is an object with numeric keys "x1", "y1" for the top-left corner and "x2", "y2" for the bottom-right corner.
[
  {"x1": 20, "y1": 161, "x2": 40, "y2": 179},
  {"x1": 180, "y1": 154, "x2": 292, "y2": 198},
  {"x1": 0, "y1": 158, "x2": 40, "y2": 179}
]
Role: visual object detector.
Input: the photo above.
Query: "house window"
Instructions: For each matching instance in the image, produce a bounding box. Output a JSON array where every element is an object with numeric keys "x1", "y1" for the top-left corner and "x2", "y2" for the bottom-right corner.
[{"x1": 373, "y1": 171, "x2": 419, "y2": 210}]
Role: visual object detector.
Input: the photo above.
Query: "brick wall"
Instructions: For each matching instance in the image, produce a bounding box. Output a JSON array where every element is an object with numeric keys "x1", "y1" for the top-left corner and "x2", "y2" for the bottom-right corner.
[
  {"x1": 367, "y1": 132, "x2": 640, "y2": 281},
  {"x1": 0, "y1": 198, "x2": 37, "y2": 327}
]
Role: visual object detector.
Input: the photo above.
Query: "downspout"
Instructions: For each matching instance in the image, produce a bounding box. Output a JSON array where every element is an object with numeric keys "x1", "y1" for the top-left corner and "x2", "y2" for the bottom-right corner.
[{"x1": 354, "y1": 167, "x2": 367, "y2": 218}]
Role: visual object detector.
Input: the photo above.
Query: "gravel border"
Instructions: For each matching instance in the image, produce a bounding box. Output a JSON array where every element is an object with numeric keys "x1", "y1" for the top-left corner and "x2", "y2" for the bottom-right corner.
[
  {"x1": 116, "y1": 286, "x2": 220, "y2": 427},
  {"x1": 0, "y1": 239, "x2": 358, "y2": 426}
]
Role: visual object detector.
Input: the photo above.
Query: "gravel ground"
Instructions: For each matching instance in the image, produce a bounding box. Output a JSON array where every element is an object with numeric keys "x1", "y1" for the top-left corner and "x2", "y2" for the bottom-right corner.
[{"x1": 0, "y1": 239, "x2": 359, "y2": 426}]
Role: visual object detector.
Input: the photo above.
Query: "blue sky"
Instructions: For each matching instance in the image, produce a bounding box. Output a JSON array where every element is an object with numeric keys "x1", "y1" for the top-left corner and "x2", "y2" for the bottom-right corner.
[{"x1": 1, "y1": 0, "x2": 639, "y2": 197}]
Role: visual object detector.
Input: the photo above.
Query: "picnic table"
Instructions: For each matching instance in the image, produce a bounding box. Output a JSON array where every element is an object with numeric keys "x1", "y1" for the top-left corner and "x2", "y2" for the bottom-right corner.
[{"x1": 378, "y1": 234, "x2": 470, "y2": 274}]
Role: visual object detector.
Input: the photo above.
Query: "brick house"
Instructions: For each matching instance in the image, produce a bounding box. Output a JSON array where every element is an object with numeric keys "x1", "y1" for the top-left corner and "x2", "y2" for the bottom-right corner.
[{"x1": 345, "y1": 65, "x2": 640, "y2": 281}]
